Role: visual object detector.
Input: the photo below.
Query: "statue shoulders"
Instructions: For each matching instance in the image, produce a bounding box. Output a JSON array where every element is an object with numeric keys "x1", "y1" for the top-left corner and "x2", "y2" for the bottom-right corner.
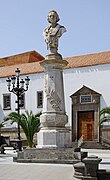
[
  {"x1": 43, "y1": 24, "x2": 66, "y2": 37},
  {"x1": 44, "y1": 24, "x2": 63, "y2": 32},
  {"x1": 44, "y1": 26, "x2": 51, "y2": 33},
  {"x1": 56, "y1": 24, "x2": 67, "y2": 36}
]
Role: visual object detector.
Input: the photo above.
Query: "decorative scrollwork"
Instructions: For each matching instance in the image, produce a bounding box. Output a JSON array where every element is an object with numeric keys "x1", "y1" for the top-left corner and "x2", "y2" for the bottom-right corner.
[{"x1": 46, "y1": 87, "x2": 61, "y2": 111}]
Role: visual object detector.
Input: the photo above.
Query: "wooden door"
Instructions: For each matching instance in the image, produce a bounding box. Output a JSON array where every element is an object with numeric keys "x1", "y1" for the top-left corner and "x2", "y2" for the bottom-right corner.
[
  {"x1": 78, "y1": 111, "x2": 94, "y2": 141},
  {"x1": 87, "y1": 124, "x2": 92, "y2": 140}
]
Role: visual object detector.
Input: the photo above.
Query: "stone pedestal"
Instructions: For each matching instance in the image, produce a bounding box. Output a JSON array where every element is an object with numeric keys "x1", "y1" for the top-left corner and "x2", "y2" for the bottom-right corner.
[
  {"x1": 73, "y1": 155, "x2": 102, "y2": 180},
  {"x1": 82, "y1": 156, "x2": 102, "y2": 178},
  {"x1": 37, "y1": 53, "x2": 71, "y2": 148},
  {"x1": 37, "y1": 128, "x2": 70, "y2": 148},
  {"x1": 15, "y1": 147, "x2": 80, "y2": 164}
]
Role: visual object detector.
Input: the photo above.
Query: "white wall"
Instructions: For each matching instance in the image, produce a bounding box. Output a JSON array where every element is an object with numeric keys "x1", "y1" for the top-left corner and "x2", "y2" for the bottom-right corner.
[
  {"x1": 0, "y1": 72, "x2": 44, "y2": 126},
  {"x1": 63, "y1": 63, "x2": 110, "y2": 126},
  {"x1": 0, "y1": 63, "x2": 110, "y2": 128},
  {"x1": 26, "y1": 72, "x2": 44, "y2": 114}
]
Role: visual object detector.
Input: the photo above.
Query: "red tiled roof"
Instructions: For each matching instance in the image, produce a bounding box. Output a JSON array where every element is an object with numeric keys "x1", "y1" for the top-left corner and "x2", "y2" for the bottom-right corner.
[
  {"x1": 65, "y1": 51, "x2": 110, "y2": 69},
  {"x1": 0, "y1": 62, "x2": 43, "y2": 78},
  {"x1": 0, "y1": 50, "x2": 110, "y2": 78},
  {"x1": 0, "y1": 50, "x2": 44, "y2": 67}
]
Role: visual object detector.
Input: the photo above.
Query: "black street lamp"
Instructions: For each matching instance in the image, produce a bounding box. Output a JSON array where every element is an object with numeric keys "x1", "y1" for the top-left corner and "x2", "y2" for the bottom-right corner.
[{"x1": 6, "y1": 68, "x2": 30, "y2": 151}]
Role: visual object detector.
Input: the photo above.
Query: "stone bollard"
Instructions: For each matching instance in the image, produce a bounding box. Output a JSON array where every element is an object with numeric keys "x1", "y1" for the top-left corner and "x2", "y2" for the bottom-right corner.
[
  {"x1": 73, "y1": 162, "x2": 85, "y2": 179},
  {"x1": 74, "y1": 147, "x2": 88, "y2": 160},
  {"x1": 82, "y1": 155, "x2": 102, "y2": 179}
]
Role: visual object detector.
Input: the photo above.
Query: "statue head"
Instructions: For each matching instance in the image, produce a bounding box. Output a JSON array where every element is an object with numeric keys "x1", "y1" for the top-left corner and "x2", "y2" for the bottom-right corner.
[{"x1": 47, "y1": 10, "x2": 60, "y2": 24}]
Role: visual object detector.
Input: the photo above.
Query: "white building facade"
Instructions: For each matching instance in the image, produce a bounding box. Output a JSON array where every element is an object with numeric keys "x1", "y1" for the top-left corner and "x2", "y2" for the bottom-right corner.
[{"x1": 0, "y1": 50, "x2": 110, "y2": 142}]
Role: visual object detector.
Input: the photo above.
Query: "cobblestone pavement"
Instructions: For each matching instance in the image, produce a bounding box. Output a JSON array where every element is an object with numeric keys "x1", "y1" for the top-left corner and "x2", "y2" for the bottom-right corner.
[{"x1": 0, "y1": 148, "x2": 110, "y2": 180}]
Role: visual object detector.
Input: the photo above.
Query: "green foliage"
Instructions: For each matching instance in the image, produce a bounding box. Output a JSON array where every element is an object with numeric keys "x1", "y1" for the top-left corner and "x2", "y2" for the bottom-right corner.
[
  {"x1": 4, "y1": 111, "x2": 41, "y2": 148},
  {"x1": 99, "y1": 107, "x2": 110, "y2": 126},
  {"x1": 0, "y1": 122, "x2": 4, "y2": 129}
]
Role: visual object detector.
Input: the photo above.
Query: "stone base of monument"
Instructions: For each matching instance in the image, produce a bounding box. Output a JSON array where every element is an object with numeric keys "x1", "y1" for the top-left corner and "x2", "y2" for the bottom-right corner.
[
  {"x1": 37, "y1": 128, "x2": 71, "y2": 148},
  {"x1": 13, "y1": 147, "x2": 88, "y2": 164}
]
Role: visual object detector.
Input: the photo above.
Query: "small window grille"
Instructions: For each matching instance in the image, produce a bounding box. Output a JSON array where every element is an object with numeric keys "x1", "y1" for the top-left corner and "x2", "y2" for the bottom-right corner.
[
  {"x1": 3, "y1": 94, "x2": 11, "y2": 110},
  {"x1": 80, "y1": 95, "x2": 92, "y2": 104},
  {"x1": 37, "y1": 91, "x2": 43, "y2": 108}
]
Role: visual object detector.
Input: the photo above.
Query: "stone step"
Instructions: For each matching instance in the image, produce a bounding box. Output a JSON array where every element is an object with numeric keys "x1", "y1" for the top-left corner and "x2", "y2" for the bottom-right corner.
[
  {"x1": 15, "y1": 147, "x2": 88, "y2": 164},
  {"x1": 101, "y1": 142, "x2": 110, "y2": 148},
  {"x1": 81, "y1": 141, "x2": 110, "y2": 149}
]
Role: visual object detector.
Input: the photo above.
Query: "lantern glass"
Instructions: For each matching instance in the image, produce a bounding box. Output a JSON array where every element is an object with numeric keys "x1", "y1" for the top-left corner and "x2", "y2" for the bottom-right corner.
[
  {"x1": 15, "y1": 68, "x2": 20, "y2": 76},
  {"x1": 25, "y1": 76, "x2": 30, "y2": 86},
  {"x1": 20, "y1": 79, "x2": 25, "y2": 88},
  {"x1": 6, "y1": 77, "x2": 11, "y2": 87},
  {"x1": 11, "y1": 76, "x2": 16, "y2": 84}
]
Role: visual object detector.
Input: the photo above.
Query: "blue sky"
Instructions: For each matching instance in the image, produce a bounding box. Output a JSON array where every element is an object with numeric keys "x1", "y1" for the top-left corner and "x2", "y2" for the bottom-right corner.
[{"x1": 0, "y1": 0, "x2": 110, "y2": 58}]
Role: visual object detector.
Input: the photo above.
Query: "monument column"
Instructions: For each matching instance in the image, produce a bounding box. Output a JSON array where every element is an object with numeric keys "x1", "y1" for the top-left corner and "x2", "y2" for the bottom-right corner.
[
  {"x1": 37, "y1": 54, "x2": 70, "y2": 148},
  {"x1": 37, "y1": 10, "x2": 71, "y2": 148}
]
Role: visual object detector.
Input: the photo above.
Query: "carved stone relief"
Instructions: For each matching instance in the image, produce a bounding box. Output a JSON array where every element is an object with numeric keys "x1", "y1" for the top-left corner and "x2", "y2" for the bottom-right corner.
[{"x1": 45, "y1": 86, "x2": 61, "y2": 111}]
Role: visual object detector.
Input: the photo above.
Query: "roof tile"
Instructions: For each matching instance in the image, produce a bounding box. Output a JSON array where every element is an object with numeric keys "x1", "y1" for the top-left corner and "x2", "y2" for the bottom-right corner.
[
  {"x1": 0, "y1": 50, "x2": 110, "y2": 78},
  {"x1": 65, "y1": 51, "x2": 110, "y2": 68}
]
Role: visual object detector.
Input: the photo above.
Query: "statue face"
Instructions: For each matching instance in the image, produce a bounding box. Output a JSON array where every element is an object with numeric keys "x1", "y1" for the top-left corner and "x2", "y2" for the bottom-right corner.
[{"x1": 48, "y1": 11, "x2": 57, "y2": 24}]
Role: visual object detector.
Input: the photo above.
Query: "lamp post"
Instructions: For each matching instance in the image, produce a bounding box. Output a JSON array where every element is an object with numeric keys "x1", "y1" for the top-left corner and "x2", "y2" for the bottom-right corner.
[{"x1": 6, "y1": 68, "x2": 30, "y2": 151}]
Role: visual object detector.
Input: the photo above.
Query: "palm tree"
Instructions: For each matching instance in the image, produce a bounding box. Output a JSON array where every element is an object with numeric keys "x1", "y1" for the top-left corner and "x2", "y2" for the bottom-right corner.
[
  {"x1": 4, "y1": 111, "x2": 41, "y2": 148},
  {"x1": 0, "y1": 122, "x2": 4, "y2": 136},
  {"x1": 99, "y1": 107, "x2": 110, "y2": 126}
]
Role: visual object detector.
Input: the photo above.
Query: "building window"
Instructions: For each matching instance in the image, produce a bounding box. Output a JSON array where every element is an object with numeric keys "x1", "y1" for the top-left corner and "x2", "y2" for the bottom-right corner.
[
  {"x1": 19, "y1": 94, "x2": 25, "y2": 109},
  {"x1": 3, "y1": 94, "x2": 11, "y2": 110},
  {"x1": 37, "y1": 91, "x2": 43, "y2": 108},
  {"x1": 80, "y1": 95, "x2": 92, "y2": 104}
]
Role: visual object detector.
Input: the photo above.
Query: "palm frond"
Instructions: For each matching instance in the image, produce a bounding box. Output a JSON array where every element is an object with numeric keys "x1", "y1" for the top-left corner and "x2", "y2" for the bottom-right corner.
[
  {"x1": 99, "y1": 117, "x2": 110, "y2": 125},
  {"x1": 0, "y1": 122, "x2": 4, "y2": 128},
  {"x1": 100, "y1": 107, "x2": 110, "y2": 117},
  {"x1": 99, "y1": 107, "x2": 110, "y2": 126},
  {"x1": 4, "y1": 112, "x2": 21, "y2": 124},
  {"x1": 4, "y1": 111, "x2": 41, "y2": 148}
]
